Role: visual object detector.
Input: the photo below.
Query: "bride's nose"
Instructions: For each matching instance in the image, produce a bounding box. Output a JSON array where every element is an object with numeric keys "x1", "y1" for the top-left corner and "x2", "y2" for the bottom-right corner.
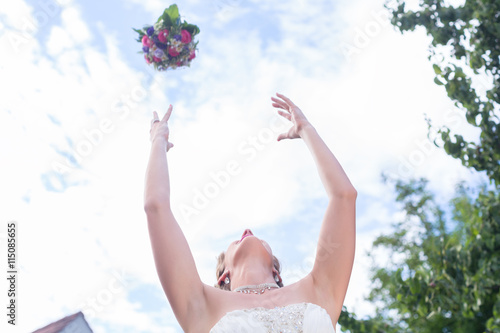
[{"x1": 242, "y1": 229, "x2": 253, "y2": 237}]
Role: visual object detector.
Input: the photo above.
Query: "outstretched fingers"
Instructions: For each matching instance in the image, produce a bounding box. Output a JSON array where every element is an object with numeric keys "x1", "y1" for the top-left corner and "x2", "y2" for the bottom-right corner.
[
  {"x1": 150, "y1": 111, "x2": 160, "y2": 132},
  {"x1": 277, "y1": 110, "x2": 292, "y2": 121},
  {"x1": 152, "y1": 111, "x2": 160, "y2": 121},
  {"x1": 272, "y1": 94, "x2": 294, "y2": 142},
  {"x1": 276, "y1": 93, "x2": 296, "y2": 108},
  {"x1": 271, "y1": 97, "x2": 290, "y2": 112},
  {"x1": 162, "y1": 104, "x2": 173, "y2": 122}
]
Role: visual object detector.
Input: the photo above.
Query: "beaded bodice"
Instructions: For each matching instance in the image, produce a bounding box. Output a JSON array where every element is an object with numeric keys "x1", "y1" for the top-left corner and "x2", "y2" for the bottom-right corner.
[{"x1": 210, "y1": 302, "x2": 335, "y2": 333}]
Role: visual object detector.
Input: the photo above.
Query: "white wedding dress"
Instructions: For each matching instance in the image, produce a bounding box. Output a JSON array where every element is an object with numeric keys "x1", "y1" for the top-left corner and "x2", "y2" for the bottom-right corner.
[{"x1": 210, "y1": 302, "x2": 336, "y2": 332}]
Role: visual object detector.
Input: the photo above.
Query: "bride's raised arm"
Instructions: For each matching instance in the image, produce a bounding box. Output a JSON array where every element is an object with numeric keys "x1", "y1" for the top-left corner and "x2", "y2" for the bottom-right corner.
[
  {"x1": 272, "y1": 93, "x2": 357, "y2": 325},
  {"x1": 143, "y1": 106, "x2": 208, "y2": 332}
]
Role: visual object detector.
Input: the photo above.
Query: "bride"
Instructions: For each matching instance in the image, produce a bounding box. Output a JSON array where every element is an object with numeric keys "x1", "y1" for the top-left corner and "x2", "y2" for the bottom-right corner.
[{"x1": 144, "y1": 93, "x2": 357, "y2": 332}]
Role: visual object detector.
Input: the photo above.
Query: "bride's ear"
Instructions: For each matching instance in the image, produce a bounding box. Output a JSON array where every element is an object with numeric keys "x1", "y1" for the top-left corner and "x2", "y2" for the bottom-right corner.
[
  {"x1": 217, "y1": 271, "x2": 229, "y2": 286},
  {"x1": 272, "y1": 268, "x2": 282, "y2": 284}
]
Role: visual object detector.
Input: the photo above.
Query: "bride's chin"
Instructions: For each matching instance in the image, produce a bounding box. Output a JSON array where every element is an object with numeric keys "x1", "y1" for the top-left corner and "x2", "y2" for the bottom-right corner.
[
  {"x1": 238, "y1": 236, "x2": 262, "y2": 248},
  {"x1": 234, "y1": 239, "x2": 272, "y2": 261},
  {"x1": 240, "y1": 237, "x2": 273, "y2": 257}
]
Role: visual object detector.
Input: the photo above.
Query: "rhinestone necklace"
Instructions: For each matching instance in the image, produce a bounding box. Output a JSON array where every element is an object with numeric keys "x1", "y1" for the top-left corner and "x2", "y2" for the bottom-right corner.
[{"x1": 234, "y1": 283, "x2": 279, "y2": 294}]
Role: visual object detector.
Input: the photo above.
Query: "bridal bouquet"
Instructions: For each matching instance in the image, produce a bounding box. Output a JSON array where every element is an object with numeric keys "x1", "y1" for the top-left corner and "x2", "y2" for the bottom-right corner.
[{"x1": 134, "y1": 4, "x2": 200, "y2": 71}]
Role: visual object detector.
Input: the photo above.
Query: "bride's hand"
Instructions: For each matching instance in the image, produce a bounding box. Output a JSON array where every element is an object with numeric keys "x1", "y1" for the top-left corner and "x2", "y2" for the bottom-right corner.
[
  {"x1": 150, "y1": 105, "x2": 174, "y2": 151},
  {"x1": 271, "y1": 93, "x2": 312, "y2": 141}
]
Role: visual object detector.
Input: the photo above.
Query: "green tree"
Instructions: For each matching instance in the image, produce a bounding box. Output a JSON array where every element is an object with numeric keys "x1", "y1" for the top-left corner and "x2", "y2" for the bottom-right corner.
[
  {"x1": 366, "y1": 178, "x2": 500, "y2": 332},
  {"x1": 338, "y1": 306, "x2": 400, "y2": 332},
  {"x1": 338, "y1": 1, "x2": 500, "y2": 331},
  {"x1": 387, "y1": 0, "x2": 500, "y2": 186},
  {"x1": 339, "y1": 179, "x2": 500, "y2": 332}
]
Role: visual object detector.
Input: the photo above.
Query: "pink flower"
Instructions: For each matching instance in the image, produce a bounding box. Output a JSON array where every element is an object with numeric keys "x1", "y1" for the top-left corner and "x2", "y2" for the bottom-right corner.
[
  {"x1": 144, "y1": 54, "x2": 152, "y2": 64},
  {"x1": 180, "y1": 30, "x2": 192, "y2": 44},
  {"x1": 158, "y1": 29, "x2": 169, "y2": 43},
  {"x1": 153, "y1": 56, "x2": 162, "y2": 63},
  {"x1": 142, "y1": 35, "x2": 152, "y2": 47},
  {"x1": 188, "y1": 50, "x2": 196, "y2": 60},
  {"x1": 168, "y1": 47, "x2": 180, "y2": 57}
]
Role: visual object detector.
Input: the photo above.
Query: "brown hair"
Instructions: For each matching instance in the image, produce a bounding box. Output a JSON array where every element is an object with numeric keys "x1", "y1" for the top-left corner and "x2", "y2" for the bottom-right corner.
[{"x1": 215, "y1": 251, "x2": 284, "y2": 290}]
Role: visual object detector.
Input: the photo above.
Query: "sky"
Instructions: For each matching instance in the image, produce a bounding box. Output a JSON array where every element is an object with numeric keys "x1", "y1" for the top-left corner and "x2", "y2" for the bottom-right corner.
[{"x1": 0, "y1": 0, "x2": 486, "y2": 332}]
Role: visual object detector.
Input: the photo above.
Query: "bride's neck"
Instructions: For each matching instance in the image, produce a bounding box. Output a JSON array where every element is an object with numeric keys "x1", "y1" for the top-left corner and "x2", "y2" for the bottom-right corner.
[{"x1": 230, "y1": 259, "x2": 275, "y2": 290}]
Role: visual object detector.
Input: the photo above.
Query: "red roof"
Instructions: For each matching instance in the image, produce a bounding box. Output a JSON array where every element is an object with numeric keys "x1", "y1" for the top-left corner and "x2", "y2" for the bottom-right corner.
[{"x1": 32, "y1": 311, "x2": 93, "y2": 333}]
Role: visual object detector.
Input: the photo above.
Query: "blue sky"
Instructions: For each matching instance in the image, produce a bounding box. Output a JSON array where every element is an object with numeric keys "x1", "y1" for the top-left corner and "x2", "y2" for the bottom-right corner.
[{"x1": 0, "y1": 0, "x2": 484, "y2": 332}]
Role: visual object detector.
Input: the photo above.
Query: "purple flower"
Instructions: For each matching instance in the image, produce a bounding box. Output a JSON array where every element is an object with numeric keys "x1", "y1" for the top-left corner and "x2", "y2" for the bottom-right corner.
[
  {"x1": 152, "y1": 36, "x2": 167, "y2": 49},
  {"x1": 143, "y1": 46, "x2": 150, "y2": 53},
  {"x1": 147, "y1": 26, "x2": 155, "y2": 36},
  {"x1": 173, "y1": 34, "x2": 182, "y2": 41},
  {"x1": 154, "y1": 49, "x2": 165, "y2": 59}
]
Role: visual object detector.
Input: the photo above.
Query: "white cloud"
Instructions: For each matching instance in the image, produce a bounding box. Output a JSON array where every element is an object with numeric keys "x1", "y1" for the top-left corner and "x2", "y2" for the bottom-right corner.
[
  {"x1": 0, "y1": 1, "x2": 165, "y2": 332},
  {"x1": 46, "y1": 25, "x2": 73, "y2": 54},
  {"x1": 61, "y1": 6, "x2": 91, "y2": 43},
  {"x1": 44, "y1": 4, "x2": 91, "y2": 55},
  {"x1": 0, "y1": 0, "x2": 34, "y2": 28}
]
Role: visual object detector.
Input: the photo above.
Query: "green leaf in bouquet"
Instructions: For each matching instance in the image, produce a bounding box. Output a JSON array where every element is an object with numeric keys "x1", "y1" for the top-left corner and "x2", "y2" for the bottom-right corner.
[
  {"x1": 166, "y1": 4, "x2": 180, "y2": 21},
  {"x1": 160, "y1": 14, "x2": 171, "y2": 27},
  {"x1": 159, "y1": 4, "x2": 179, "y2": 26},
  {"x1": 181, "y1": 23, "x2": 200, "y2": 36},
  {"x1": 133, "y1": 28, "x2": 145, "y2": 35},
  {"x1": 133, "y1": 28, "x2": 146, "y2": 42}
]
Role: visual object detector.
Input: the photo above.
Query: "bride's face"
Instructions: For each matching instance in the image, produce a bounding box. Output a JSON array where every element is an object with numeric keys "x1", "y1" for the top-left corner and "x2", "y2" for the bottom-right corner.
[{"x1": 224, "y1": 229, "x2": 273, "y2": 268}]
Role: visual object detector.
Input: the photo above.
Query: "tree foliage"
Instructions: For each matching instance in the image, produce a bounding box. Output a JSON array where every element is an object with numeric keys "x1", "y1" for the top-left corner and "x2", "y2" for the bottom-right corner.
[
  {"x1": 338, "y1": 306, "x2": 400, "y2": 333},
  {"x1": 368, "y1": 179, "x2": 500, "y2": 332},
  {"x1": 339, "y1": 1, "x2": 500, "y2": 331},
  {"x1": 389, "y1": 0, "x2": 500, "y2": 186},
  {"x1": 340, "y1": 179, "x2": 500, "y2": 332}
]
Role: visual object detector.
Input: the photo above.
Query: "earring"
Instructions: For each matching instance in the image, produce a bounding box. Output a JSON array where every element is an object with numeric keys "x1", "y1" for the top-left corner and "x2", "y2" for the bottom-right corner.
[
  {"x1": 225, "y1": 276, "x2": 230, "y2": 284},
  {"x1": 274, "y1": 275, "x2": 280, "y2": 283}
]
